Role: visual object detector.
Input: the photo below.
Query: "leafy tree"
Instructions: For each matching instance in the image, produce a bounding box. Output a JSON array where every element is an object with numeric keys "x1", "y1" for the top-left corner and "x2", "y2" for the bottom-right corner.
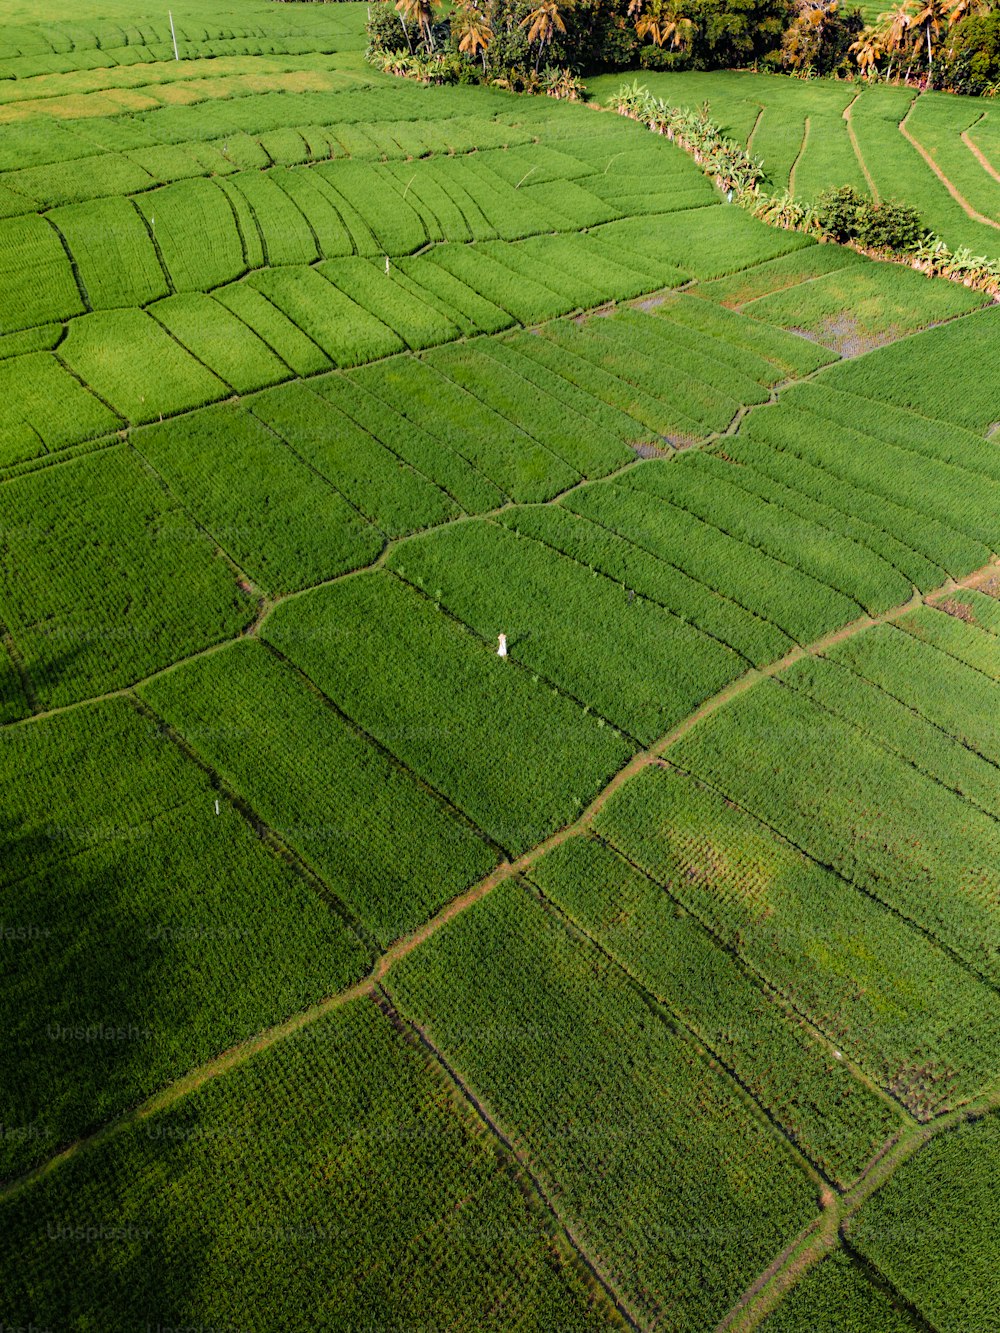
[
  {"x1": 690, "y1": 0, "x2": 795, "y2": 68},
  {"x1": 879, "y1": 0, "x2": 915, "y2": 77},
  {"x1": 396, "y1": 0, "x2": 437, "y2": 50},
  {"x1": 783, "y1": 0, "x2": 864, "y2": 70},
  {"x1": 633, "y1": 0, "x2": 696, "y2": 49},
  {"x1": 935, "y1": 9, "x2": 1000, "y2": 90},
  {"x1": 453, "y1": 0, "x2": 494, "y2": 68}
]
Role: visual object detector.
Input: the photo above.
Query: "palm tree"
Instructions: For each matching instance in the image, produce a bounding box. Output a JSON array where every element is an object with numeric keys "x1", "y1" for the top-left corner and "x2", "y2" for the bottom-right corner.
[
  {"x1": 947, "y1": 0, "x2": 990, "y2": 24},
  {"x1": 850, "y1": 27, "x2": 886, "y2": 76},
  {"x1": 396, "y1": 0, "x2": 434, "y2": 52},
  {"x1": 519, "y1": 0, "x2": 571, "y2": 72},
  {"x1": 878, "y1": 0, "x2": 914, "y2": 76},
  {"x1": 911, "y1": 0, "x2": 948, "y2": 71},
  {"x1": 782, "y1": 0, "x2": 840, "y2": 72},
  {"x1": 453, "y1": 0, "x2": 492, "y2": 69},
  {"x1": 634, "y1": 0, "x2": 695, "y2": 51}
]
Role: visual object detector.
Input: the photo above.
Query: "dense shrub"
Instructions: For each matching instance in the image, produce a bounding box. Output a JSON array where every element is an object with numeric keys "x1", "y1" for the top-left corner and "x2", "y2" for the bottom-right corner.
[
  {"x1": 817, "y1": 187, "x2": 927, "y2": 252},
  {"x1": 855, "y1": 198, "x2": 927, "y2": 252},
  {"x1": 933, "y1": 12, "x2": 1000, "y2": 96},
  {"x1": 816, "y1": 184, "x2": 866, "y2": 243}
]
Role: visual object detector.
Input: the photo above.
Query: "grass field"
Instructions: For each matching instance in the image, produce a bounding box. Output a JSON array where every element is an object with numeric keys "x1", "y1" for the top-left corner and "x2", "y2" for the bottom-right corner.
[{"x1": 1, "y1": 2, "x2": 999, "y2": 1329}]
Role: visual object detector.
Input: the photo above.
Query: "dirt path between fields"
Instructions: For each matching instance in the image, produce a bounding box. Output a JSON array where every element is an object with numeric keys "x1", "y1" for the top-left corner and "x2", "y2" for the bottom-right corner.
[
  {"x1": 788, "y1": 116, "x2": 810, "y2": 198},
  {"x1": 7, "y1": 560, "x2": 996, "y2": 1219},
  {"x1": 924, "y1": 554, "x2": 1000, "y2": 603},
  {"x1": 843, "y1": 93, "x2": 878, "y2": 199},
  {"x1": 962, "y1": 126, "x2": 1000, "y2": 186},
  {"x1": 719, "y1": 1079, "x2": 1000, "y2": 1331},
  {"x1": 900, "y1": 103, "x2": 1000, "y2": 231},
  {"x1": 746, "y1": 104, "x2": 765, "y2": 159}
]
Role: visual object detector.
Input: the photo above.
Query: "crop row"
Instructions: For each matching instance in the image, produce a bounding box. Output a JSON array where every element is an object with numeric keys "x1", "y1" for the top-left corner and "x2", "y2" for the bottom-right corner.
[
  {"x1": 667, "y1": 675, "x2": 1000, "y2": 986},
  {"x1": 824, "y1": 621, "x2": 1000, "y2": 771},
  {"x1": 0, "y1": 352, "x2": 121, "y2": 469},
  {"x1": 562, "y1": 479, "x2": 861, "y2": 643},
  {"x1": 624, "y1": 452, "x2": 911, "y2": 614},
  {"x1": 262, "y1": 570, "x2": 634, "y2": 857},
  {"x1": 0, "y1": 445, "x2": 252, "y2": 708},
  {"x1": 386, "y1": 876, "x2": 818, "y2": 1330},
  {"x1": 497, "y1": 503, "x2": 792, "y2": 666},
  {"x1": 744, "y1": 258, "x2": 988, "y2": 354},
  {"x1": 0, "y1": 998, "x2": 609, "y2": 1327},
  {"x1": 784, "y1": 651, "x2": 1000, "y2": 819},
  {"x1": 140, "y1": 640, "x2": 498, "y2": 948},
  {"x1": 386, "y1": 519, "x2": 744, "y2": 746},
  {"x1": 734, "y1": 394, "x2": 994, "y2": 578},
  {"x1": 760, "y1": 1249, "x2": 923, "y2": 1331},
  {"x1": 899, "y1": 602, "x2": 1000, "y2": 680},
  {"x1": 0, "y1": 238, "x2": 721, "y2": 451},
  {"x1": 849, "y1": 1113, "x2": 1000, "y2": 1332},
  {"x1": 527, "y1": 835, "x2": 898, "y2": 1183},
  {"x1": 595, "y1": 763, "x2": 1000, "y2": 1120}
]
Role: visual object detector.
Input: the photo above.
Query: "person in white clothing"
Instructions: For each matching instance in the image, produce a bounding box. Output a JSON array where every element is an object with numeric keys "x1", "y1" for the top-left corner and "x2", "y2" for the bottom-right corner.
[{"x1": 497, "y1": 633, "x2": 508, "y2": 657}]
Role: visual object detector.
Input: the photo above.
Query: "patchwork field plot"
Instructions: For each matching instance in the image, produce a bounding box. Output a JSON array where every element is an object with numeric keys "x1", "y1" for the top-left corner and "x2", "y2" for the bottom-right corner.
[
  {"x1": 133, "y1": 402, "x2": 386, "y2": 594},
  {"x1": 595, "y1": 761, "x2": 1000, "y2": 1120},
  {"x1": 527, "y1": 834, "x2": 900, "y2": 1183},
  {"x1": 849, "y1": 1114, "x2": 1000, "y2": 1331},
  {"x1": 0, "y1": 445, "x2": 252, "y2": 707},
  {"x1": 386, "y1": 879, "x2": 819, "y2": 1331},
  {"x1": 140, "y1": 641, "x2": 498, "y2": 946},
  {"x1": 386, "y1": 520, "x2": 743, "y2": 745},
  {"x1": 0, "y1": 1000, "x2": 615, "y2": 1329},
  {"x1": 759, "y1": 1250, "x2": 925, "y2": 1331},
  {"x1": 2, "y1": 1, "x2": 999, "y2": 1327},
  {"x1": 667, "y1": 673, "x2": 1000, "y2": 984},
  {"x1": 0, "y1": 695, "x2": 369, "y2": 1178},
  {"x1": 262, "y1": 571, "x2": 633, "y2": 856}
]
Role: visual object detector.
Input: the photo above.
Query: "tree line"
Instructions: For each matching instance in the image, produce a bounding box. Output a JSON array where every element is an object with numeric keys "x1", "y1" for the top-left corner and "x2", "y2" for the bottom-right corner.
[{"x1": 366, "y1": 0, "x2": 1000, "y2": 94}]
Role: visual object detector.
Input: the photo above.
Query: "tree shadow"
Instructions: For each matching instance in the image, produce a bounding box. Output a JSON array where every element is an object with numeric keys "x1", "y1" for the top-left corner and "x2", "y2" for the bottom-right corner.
[{"x1": 0, "y1": 813, "x2": 182, "y2": 1182}]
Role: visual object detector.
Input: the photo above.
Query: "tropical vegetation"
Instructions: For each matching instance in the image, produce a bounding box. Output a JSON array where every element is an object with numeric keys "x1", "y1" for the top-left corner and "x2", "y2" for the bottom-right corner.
[{"x1": 366, "y1": 0, "x2": 1000, "y2": 91}]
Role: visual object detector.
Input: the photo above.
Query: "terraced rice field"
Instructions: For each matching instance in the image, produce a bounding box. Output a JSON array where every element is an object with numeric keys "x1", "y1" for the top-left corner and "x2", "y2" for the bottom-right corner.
[
  {"x1": 590, "y1": 70, "x2": 1000, "y2": 260},
  {"x1": 1, "y1": 2, "x2": 998, "y2": 1330}
]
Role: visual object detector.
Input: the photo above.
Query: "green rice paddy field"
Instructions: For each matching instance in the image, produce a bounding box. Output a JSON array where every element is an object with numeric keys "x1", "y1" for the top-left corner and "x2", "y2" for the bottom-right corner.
[
  {"x1": 590, "y1": 68, "x2": 1000, "y2": 260},
  {"x1": 0, "y1": 2, "x2": 998, "y2": 1329}
]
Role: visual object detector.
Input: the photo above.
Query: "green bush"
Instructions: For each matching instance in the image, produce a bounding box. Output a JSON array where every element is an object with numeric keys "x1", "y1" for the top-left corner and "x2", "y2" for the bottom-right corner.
[
  {"x1": 854, "y1": 198, "x2": 928, "y2": 253},
  {"x1": 816, "y1": 188, "x2": 927, "y2": 254},
  {"x1": 816, "y1": 184, "x2": 866, "y2": 243}
]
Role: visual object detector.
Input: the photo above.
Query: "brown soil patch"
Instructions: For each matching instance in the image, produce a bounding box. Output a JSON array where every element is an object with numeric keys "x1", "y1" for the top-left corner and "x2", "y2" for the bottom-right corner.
[
  {"x1": 635, "y1": 293, "x2": 671, "y2": 312},
  {"x1": 807, "y1": 314, "x2": 907, "y2": 359},
  {"x1": 573, "y1": 302, "x2": 616, "y2": 325},
  {"x1": 938, "y1": 598, "x2": 977, "y2": 624},
  {"x1": 629, "y1": 440, "x2": 670, "y2": 459}
]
